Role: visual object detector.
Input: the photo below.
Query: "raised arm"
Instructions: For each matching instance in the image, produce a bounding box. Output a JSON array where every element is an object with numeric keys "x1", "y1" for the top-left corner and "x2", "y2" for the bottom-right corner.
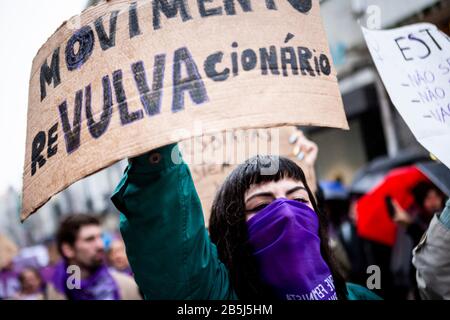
[{"x1": 111, "y1": 144, "x2": 236, "y2": 300}]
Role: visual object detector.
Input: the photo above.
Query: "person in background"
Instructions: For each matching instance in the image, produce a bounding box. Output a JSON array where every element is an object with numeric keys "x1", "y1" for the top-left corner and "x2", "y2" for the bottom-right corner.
[
  {"x1": 412, "y1": 198, "x2": 450, "y2": 299},
  {"x1": 14, "y1": 267, "x2": 45, "y2": 300},
  {"x1": 340, "y1": 194, "x2": 372, "y2": 287},
  {"x1": 316, "y1": 180, "x2": 352, "y2": 281},
  {"x1": 0, "y1": 234, "x2": 20, "y2": 300},
  {"x1": 394, "y1": 182, "x2": 445, "y2": 244},
  {"x1": 39, "y1": 238, "x2": 62, "y2": 284},
  {"x1": 390, "y1": 181, "x2": 445, "y2": 300},
  {"x1": 46, "y1": 214, "x2": 141, "y2": 300},
  {"x1": 107, "y1": 236, "x2": 133, "y2": 276}
]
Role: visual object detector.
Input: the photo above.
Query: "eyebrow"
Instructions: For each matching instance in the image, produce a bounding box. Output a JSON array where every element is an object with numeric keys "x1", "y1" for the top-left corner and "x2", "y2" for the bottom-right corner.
[
  {"x1": 286, "y1": 186, "x2": 307, "y2": 196},
  {"x1": 83, "y1": 235, "x2": 97, "y2": 242},
  {"x1": 245, "y1": 186, "x2": 307, "y2": 203},
  {"x1": 245, "y1": 192, "x2": 274, "y2": 204}
]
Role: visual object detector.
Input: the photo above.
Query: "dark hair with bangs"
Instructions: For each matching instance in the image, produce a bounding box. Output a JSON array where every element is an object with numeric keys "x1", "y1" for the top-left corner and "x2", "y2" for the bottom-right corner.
[{"x1": 209, "y1": 155, "x2": 348, "y2": 300}]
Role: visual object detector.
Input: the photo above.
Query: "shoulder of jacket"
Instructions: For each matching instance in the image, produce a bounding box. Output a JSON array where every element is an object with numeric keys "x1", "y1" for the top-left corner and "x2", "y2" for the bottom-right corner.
[{"x1": 415, "y1": 213, "x2": 450, "y2": 253}]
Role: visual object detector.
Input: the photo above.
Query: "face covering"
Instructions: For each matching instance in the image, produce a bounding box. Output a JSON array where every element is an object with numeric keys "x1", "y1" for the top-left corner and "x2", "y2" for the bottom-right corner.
[{"x1": 246, "y1": 199, "x2": 337, "y2": 300}]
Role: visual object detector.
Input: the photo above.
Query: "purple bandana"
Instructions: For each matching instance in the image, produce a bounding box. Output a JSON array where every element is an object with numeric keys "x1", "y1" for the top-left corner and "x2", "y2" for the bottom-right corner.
[
  {"x1": 52, "y1": 261, "x2": 120, "y2": 300},
  {"x1": 247, "y1": 199, "x2": 337, "y2": 300},
  {"x1": 0, "y1": 269, "x2": 20, "y2": 299}
]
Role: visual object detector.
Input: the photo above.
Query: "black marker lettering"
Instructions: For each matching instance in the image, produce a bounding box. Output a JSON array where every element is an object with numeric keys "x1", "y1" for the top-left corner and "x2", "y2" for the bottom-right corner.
[
  {"x1": 265, "y1": 0, "x2": 277, "y2": 10},
  {"x1": 113, "y1": 70, "x2": 144, "y2": 125},
  {"x1": 281, "y1": 47, "x2": 299, "y2": 76},
  {"x1": 319, "y1": 54, "x2": 331, "y2": 75},
  {"x1": 129, "y1": 2, "x2": 142, "y2": 38},
  {"x1": 65, "y1": 26, "x2": 95, "y2": 71},
  {"x1": 58, "y1": 91, "x2": 83, "y2": 154},
  {"x1": 132, "y1": 55, "x2": 166, "y2": 116},
  {"x1": 260, "y1": 46, "x2": 280, "y2": 75},
  {"x1": 395, "y1": 37, "x2": 413, "y2": 61},
  {"x1": 94, "y1": 11, "x2": 119, "y2": 51},
  {"x1": 241, "y1": 49, "x2": 257, "y2": 71},
  {"x1": 231, "y1": 42, "x2": 239, "y2": 76},
  {"x1": 172, "y1": 47, "x2": 208, "y2": 112},
  {"x1": 47, "y1": 123, "x2": 58, "y2": 158},
  {"x1": 31, "y1": 132, "x2": 46, "y2": 176},
  {"x1": 204, "y1": 51, "x2": 230, "y2": 81},
  {"x1": 198, "y1": 0, "x2": 222, "y2": 17},
  {"x1": 85, "y1": 78, "x2": 113, "y2": 139},
  {"x1": 408, "y1": 33, "x2": 431, "y2": 59},
  {"x1": 152, "y1": 0, "x2": 192, "y2": 30},
  {"x1": 419, "y1": 28, "x2": 442, "y2": 50},
  {"x1": 224, "y1": 0, "x2": 252, "y2": 15},
  {"x1": 287, "y1": 0, "x2": 312, "y2": 14},
  {"x1": 298, "y1": 46, "x2": 315, "y2": 76},
  {"x1": 40, "y1": 48, "x2": 61, "y2": 101}
]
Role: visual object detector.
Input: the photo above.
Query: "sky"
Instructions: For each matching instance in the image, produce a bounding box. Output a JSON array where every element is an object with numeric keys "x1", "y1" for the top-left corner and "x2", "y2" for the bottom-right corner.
[{"x1": 0, "y1": 0, "x2": 87, "y2": 194}]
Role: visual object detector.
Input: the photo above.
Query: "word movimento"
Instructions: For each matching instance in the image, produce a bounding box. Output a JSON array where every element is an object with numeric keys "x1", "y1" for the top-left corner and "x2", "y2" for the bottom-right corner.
[{"x1": 39, "y1": 0, "x2": 314, "y2": 101}]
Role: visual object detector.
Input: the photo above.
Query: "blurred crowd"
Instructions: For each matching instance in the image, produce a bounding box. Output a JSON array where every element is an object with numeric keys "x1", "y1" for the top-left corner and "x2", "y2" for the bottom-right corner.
[
  {"x1": 317, "y1": 177, "x2": 447, "y2": 300},
  {"x1": 1, "y1": 139, "x2": 449, "y2": 300},
  {"x1": 1, "y1": 172, "x2": 448, "y2": 300},
  {"x1": 0, "y1": 215, "x2": 141, "y2": 300}
]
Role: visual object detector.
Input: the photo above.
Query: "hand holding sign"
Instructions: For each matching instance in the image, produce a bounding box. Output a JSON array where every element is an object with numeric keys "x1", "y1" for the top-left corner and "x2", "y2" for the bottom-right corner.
[
  {"x1": 289, "y1": 129, "x2": 318, "y2": 192},
  {"x1": 290, "y1": 129, "x2": 318, "y2": 165}
]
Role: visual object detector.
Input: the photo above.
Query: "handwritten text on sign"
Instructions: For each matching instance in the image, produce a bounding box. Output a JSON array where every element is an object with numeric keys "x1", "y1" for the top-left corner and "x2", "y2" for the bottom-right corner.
[
  {"x1": 362, "y1": 23, "x2": 450, "y2": 169},
  {"x1": 23, "y1": 0, "x2": 347, "y2": 220}
]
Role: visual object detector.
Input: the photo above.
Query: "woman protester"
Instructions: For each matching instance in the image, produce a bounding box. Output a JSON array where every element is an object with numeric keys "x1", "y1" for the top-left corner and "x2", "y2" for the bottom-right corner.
[{"x1": 111, "y1": 132, "x2": 381, "y2": 300}]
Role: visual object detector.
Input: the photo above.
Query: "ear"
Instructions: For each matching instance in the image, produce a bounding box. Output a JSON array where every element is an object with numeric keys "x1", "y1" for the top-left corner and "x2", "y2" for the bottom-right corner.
[{"x1": 61, "y1": 243, "x2": 76, "y2": 260}]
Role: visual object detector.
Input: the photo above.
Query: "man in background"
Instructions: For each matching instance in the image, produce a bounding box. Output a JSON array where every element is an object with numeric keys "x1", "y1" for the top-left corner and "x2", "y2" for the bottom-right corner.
[{"x1": 47, "y1": 214, "x2": 141, "y2": 300}]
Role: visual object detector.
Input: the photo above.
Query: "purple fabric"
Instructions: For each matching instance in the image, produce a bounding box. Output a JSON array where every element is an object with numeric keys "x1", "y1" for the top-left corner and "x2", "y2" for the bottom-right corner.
[
  {"x1": 51, "y1": 261, "x2": 120, "y2": 300},
  {"x1": 247, "y1": 199, "x2": 337, "y2": 300},
  {"x1": 40, "y1": 264, "x2": 57, "y2": 283},
  {"x1": 0, "y1": 269, "x2": 20, "y2": 299}
]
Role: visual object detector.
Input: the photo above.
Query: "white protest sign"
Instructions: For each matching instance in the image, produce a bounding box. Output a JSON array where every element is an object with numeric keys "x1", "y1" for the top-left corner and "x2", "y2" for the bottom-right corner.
[{"x1": 362, "y1": 23, "x2": 450, "y2": 169}]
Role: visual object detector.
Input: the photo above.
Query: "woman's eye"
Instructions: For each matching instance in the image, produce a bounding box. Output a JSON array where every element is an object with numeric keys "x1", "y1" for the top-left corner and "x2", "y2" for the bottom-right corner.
[
  {"x1": 246, "y1": 203, "x2": 269, "y2": 213},
  {"x1": 294, "y1": 198, "x2": 309, "y2": 204}
]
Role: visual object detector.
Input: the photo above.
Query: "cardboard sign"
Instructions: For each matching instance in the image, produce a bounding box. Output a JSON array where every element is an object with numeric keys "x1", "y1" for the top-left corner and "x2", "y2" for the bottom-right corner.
[
  {"x1": 362, "y1": 23, "x2": 450, "y2": 169},
  {"x1": 22, "y1": 0, "x2": 347, "y2": 220},
  {"x1": 180, "y1": 126, "x2": 305, "y2": 224}
]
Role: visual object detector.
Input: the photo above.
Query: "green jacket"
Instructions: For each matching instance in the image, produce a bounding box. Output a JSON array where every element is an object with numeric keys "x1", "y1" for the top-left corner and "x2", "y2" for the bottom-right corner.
[{"x1": 111, "y1": 144, "x2": 381, "y2": 300}]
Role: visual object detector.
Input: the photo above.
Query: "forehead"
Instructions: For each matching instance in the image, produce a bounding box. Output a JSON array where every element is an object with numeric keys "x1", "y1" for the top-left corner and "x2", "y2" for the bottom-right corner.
[
  {"x1": 245, "y1": 178, "x2": 306, "y2": 200},
  {"x1": 77, "y1": 224, "x2": 101, "y2": 240},
  {"x1": 22, "y1": 269, "x2": 37, "y2": 278}
]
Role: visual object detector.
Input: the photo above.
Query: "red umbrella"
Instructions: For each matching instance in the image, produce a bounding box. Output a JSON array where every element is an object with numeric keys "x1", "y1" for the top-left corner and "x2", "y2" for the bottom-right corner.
[{"x1": 356, "y1": 166, "x2": 430, "y2": 246}]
